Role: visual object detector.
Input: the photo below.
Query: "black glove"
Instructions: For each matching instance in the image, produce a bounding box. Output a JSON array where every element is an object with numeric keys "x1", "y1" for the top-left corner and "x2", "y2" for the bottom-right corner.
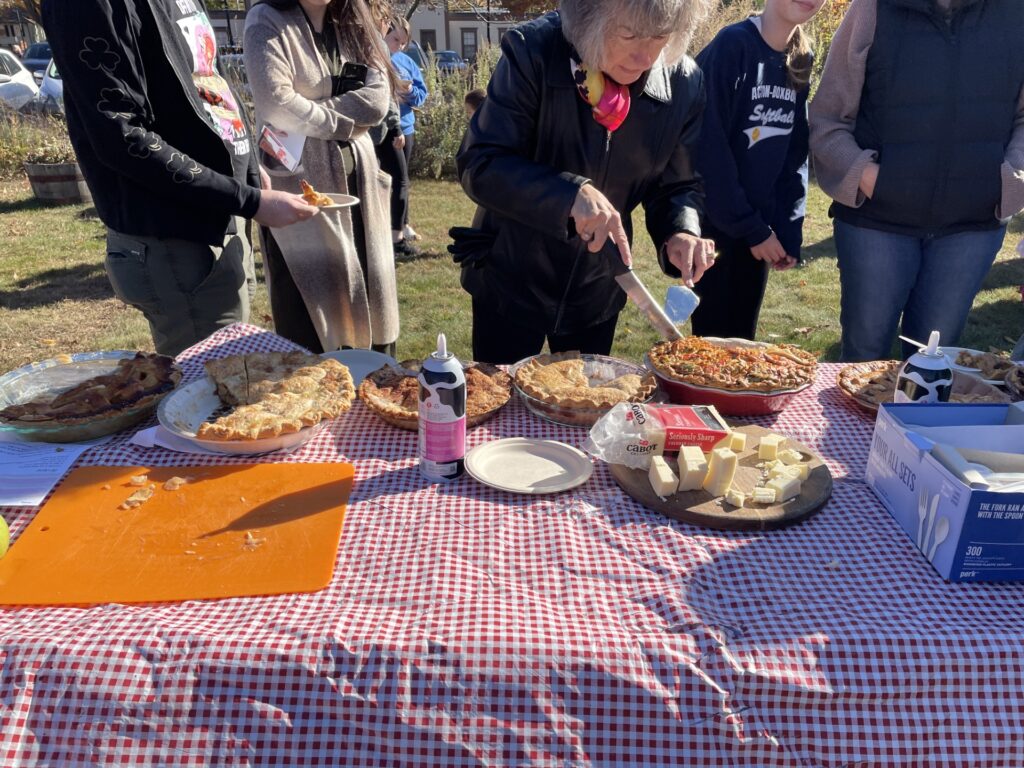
[{"x1": 448, "y1": 226, "x2": 496, "y2": 268}]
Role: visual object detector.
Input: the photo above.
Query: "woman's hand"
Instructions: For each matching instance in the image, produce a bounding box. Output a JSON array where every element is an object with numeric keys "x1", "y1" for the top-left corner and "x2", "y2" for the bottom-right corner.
[
  {"x1": 259, "y1": 166, "x2": 272, "y2": 191},
  {"x1": 751, "y1": 232, "x2": 788, "y2": 265},
  {"x1": 664, "y1": 232, "x2": 716, "y2": 287},
  {"x1": 859, "y1": 161, "x2": 880, "y2": 199},
  {"x1": 393, "y1": 133, "x2": 406, "y2": 150},
  {"x1": 570, "y1": 184, "x2": 632, "y2": 267},
  {"x1": 773, "y1": 255, "x2": 798, "y2": 271}
]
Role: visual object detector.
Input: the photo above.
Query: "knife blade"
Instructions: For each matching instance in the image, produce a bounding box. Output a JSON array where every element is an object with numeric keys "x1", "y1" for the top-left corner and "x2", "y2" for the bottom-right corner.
[{"x1": 601, "y1": 243, "x2": 683, "y2": 341}]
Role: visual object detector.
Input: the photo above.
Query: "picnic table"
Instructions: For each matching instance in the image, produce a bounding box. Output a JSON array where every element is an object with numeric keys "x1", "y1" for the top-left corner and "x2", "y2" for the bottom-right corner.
[{"x1": 1, "y1": 323, "x2": 1022, "y2": 767}]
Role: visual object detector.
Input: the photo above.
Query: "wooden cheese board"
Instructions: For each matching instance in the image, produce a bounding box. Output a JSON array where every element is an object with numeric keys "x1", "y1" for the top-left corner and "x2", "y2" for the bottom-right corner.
[{"x1": 608, "y1": 424, "x2": 832, "y2": 531}]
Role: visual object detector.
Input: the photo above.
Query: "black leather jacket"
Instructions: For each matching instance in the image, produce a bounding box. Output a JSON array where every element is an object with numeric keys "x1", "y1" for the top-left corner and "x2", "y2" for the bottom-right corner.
[{"x1": 453, "y1": 12, "x2": 706, "y2": 334}]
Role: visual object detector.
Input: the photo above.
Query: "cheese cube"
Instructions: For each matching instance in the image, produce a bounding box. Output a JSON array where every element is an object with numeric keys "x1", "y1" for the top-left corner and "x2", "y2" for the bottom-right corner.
[
  {"x1": 702, "y1": 447, "x2": 737, "y2": 497},
  {"x1": 724, "y1": 488, "x2": 747, "y2": 508},
  {"x1": 677, "y1": 445, "x2": 708, "y2": 491},
  {"x1": 758, "y1": 434, "x2": 787, "y2": 460},
  {"x1": 751, "y1": 487, "x2": 776, "y2": 504},
  {"x1": 726, "y1": 432, "x2": 747, "y2": 452},
  {"x1": 766, "y1": 474, "x2": 801, "y2": 502},
  {"x1": 648, "y1": 455, "x2": 679, "y2": 498},
  {"x1": 781, "y1": 462, "x2": 810, "y2": 481},
  {"x1": 778, "y1": 448, "x2": 805, "y2": 466},
  {"x1": 770, "y1": 464, "x2": 804, "y2": 483}
]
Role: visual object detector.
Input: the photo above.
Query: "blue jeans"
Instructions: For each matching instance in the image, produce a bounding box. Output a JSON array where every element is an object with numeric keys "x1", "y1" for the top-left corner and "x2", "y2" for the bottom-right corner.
[{"x1": 833, "y1": 220, "x2": 1006, "y2": 361}]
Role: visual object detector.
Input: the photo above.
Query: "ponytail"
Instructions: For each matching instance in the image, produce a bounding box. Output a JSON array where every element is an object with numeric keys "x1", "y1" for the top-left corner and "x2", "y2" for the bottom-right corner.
[{"x1": 785, "y1": 25, "x2": 813, "y2": 91}]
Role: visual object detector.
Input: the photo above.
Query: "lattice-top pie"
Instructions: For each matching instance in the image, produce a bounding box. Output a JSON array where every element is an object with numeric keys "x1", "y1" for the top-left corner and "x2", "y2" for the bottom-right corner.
[
  {"x1": 359, "y1": 360, "x2": 512, "y2": 430},
  {"x1": 514, "y1": 352, "x2": 657, "y2": 410},
  {"x1": 648, "y1": 337, "x2": 817, "y2": 392},
  {"x1": 197, "y1": 351, "x2": 354, "y2": 440},
  {"x1": 0, "y1": 352, "x2": 180, "y2": 424}
]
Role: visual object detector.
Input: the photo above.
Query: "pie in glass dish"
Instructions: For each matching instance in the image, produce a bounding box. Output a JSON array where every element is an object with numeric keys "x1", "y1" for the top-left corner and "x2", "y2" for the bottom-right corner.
[
  {"x1": 511, "y1": 351, "x2": 657, "y2": 427},
  {"x1": 0, "y1": 352, "x2": 180, "y2": 425},
  {"x1": 196, "y1": 351, "x2": 355, "y2": 440},
  {"x1": 358, "y1": 360, "x2": 512, "y2": 430}
]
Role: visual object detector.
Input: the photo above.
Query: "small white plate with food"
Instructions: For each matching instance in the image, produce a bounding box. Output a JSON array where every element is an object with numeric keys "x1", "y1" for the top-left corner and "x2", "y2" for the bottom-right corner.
[{"x1": 941, "y1": 347, "x2": 1015, "y2": 385}]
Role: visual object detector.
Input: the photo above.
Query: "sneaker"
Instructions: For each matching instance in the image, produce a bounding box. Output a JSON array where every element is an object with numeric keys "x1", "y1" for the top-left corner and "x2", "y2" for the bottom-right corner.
[
  {"x1": 403, "y1": 224, "x2": 422, "y2": 241},
  {"x1": 393, "y1": 238, "x2": 421, "y2": 260}
]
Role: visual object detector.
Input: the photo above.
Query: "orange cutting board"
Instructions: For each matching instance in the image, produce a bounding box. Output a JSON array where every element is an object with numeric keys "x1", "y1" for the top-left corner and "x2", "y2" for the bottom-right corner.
[{"x1": 0, "y1": 463, "x2": 354, "y2": 605}]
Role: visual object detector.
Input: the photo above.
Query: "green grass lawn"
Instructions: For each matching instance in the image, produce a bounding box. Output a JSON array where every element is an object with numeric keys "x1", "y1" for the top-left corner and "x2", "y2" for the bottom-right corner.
[{"x1": 0, "y1": 176, "x2": 1021, "y2": 373}]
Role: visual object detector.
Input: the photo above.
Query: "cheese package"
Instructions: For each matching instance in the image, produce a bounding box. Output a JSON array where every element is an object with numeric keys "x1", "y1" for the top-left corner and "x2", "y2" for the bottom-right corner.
[
  {"x1": 584, "y1": 403, "x2": 730, "y2": 469},
  {"x1": 703, "y1": 447, "x2": 737, "y2": 497},
  {"x1": 758, "y1": 434, "x2": 787, "y2": 460},
  {"x1": 677, "y1": 445, "x2": 708, "y2": 491},
  {"x1": 648, "y1": 455, "x2": 678, "y2": 497}
]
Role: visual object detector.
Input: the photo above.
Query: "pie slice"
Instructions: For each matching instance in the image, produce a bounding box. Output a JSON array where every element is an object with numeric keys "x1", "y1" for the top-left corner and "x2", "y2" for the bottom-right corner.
[
  {"x1": 300, "y1": 180, "x2": 332, "y2": 207},
  {"x1": 197, "y1": 352, "x2": 354, "y2": 440},
  {"x1": 359, "y1": 360, "x2": 512, "y2": 430}
]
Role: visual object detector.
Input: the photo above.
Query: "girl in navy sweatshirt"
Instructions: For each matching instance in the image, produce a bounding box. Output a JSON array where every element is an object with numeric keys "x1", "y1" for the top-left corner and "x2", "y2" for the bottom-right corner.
[{"x1": 691, "y1": 0, "x2": 826, "y2": 340}]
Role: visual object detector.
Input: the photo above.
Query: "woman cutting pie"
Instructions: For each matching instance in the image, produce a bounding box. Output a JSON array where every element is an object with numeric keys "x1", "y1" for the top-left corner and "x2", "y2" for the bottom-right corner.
[{"x1": 451, "y1": 0, "x2": 716, "y2": 365}]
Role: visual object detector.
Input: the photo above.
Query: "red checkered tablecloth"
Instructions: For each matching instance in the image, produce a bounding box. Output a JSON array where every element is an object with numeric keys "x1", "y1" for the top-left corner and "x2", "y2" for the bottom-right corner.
[{"x1": 1, "y1": 324, "x2": 1022, "y2": 767}]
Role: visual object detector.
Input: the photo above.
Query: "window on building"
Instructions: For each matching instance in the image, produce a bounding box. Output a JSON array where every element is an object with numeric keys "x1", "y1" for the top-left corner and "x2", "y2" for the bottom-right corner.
[
  {"x1": 420, "y1": 30, "x2": 436, "y2": 51},
  {"x1": 461, "y1": 28, "x2": 477, "y2": 61}
]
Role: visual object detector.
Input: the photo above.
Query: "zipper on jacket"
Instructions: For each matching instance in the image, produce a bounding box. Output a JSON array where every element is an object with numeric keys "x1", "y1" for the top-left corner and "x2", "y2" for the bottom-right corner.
[{"x1": 553, "y1": 129, "x2": 614, "y2": 333}]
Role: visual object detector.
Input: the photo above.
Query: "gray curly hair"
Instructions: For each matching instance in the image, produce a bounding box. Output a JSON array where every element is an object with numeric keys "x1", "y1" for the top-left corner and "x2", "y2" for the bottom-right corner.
[{"x1": 560, "y1": 0, "x2": 712, "y2": 68}]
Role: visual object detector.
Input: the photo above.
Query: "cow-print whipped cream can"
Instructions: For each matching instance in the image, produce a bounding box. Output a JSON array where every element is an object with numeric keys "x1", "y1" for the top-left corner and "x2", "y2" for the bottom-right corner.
[
  {"x1": 418, "y1": 333, "x2": 466, "y2": 481},
  {"x1": 894, "y1": 348, "x2": 953, "y2": 404}
]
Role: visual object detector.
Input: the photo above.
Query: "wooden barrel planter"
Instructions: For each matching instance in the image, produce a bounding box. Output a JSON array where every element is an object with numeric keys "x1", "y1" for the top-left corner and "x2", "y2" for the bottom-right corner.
[{"x1": 24, "y1": 162, "x2": 93, "y2": 204}]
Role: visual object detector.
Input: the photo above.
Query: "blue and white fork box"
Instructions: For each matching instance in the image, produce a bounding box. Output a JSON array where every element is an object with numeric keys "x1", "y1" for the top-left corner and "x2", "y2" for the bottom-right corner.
[{"x1": 866, "y1": 402, "x2": 1024, "y2": 582}]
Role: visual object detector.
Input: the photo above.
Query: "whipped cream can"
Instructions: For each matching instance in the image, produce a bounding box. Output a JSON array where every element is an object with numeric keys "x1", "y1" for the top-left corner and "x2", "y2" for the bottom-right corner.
[{"x1": 418, "y1": 333, "x2": 466, "y2": 481}]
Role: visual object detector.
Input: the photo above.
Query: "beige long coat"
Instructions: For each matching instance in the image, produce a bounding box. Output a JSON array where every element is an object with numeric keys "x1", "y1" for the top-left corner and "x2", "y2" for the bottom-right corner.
[{"x1": 244, "y1": 4, "x2": 399, "y2": 350}]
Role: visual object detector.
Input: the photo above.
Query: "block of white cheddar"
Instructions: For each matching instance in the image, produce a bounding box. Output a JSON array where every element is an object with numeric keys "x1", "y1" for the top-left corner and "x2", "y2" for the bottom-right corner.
[
  {"x1": 648, "y1": 455, "x2": 679, "y2": 498},
  {"x1": 751, "y1": 487, "x2": 776, "y2": 504},
  {"x1": 702, "y1": 447, "x2": 737, "y2": 497},
  {"x1": 726, "y1": 432, "x2": 747, "y2": 452},
  {"x1": 724, "y1": 488, "x2": 746, "y2": 508},
  {"x1": 766, "y1": 474, "x2": 801, "y2": 502},
  {"x1": 677, "y1": 445, "x2": 708, "y2": 491},
  {"x1": 778, "y1": 448, "x2": 805, "y2": 465},
  {"x1": 772, "y1": 462, "x2": 809, "y2": 481},
  {"x1": 758, "y1": 434, "x2": 786, "y2": 460}
]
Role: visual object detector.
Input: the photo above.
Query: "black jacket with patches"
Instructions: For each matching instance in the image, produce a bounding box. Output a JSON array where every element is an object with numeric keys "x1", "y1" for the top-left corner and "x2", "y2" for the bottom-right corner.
[
  {"x1": 453, "y1": 12, "x2": 706, "y2": 335},
  {"x1": 42, "y1": 0, "x2": 261, "y2": 245}
]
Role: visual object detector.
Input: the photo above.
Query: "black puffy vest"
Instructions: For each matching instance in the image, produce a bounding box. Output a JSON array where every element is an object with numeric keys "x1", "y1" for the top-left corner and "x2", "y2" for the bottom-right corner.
[{"x1": 832, "y1": 0, "x2": 1024, "y2": 235}]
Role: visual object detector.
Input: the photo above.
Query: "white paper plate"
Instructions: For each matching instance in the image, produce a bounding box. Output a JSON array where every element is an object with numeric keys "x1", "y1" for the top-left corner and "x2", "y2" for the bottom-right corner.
[
  {"x1": 465, "y1": 438, "x2": 593, "y2": 494},
  {"x1": 320, "y1": 193, "x2": 359, "y2": 210},
  {"x1": 321, "y1": 349, "x2": 397, "y2": 387},
  {"x1": 941, "y1": 347, "x2": 1008, "y2": 385},
  {"x1": 157, "y1": 378, "x2": 321, "y2": 455}
]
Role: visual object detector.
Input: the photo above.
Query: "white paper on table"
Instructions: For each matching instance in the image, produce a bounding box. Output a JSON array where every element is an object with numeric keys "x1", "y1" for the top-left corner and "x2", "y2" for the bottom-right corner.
[
  {"x1": 130, "y1": 425, "x2": 219, "y2": 455},
  {"x1": 0, "y1": 437, "x2": 108, "y2": 506}
]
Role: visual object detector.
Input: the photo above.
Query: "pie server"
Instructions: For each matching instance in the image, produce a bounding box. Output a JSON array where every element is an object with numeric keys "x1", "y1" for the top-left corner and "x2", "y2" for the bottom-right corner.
[{"x1": 603, "y1": 243, "x2": 683, "y2": 341}]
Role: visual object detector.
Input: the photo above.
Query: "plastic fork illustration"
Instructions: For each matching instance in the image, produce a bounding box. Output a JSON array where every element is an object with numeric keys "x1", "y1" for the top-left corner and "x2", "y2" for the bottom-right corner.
[
  {"x1": 927, "y1": 516, "x2": 950, "y2": 560},
  {"x1": 923, "y1": 493, "x2": 940, "y2": 555},
  {"x1": 917, "y1": 488, "x2": 929, "y2": 547}
]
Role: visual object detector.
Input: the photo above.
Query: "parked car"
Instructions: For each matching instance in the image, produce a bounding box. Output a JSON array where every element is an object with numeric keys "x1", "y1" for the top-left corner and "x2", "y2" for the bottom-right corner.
[
  {"x1": 35, "y1": 59, "x2": 63, "y2": 114},
  {"x1": 0, "y1": 47, "x2": 39, "y2": 111},
  {"x1": 22, "y1": 41, "x2": 51, "y2": 84},
  {"x1": 433, "y1": 50, "x2": 468, "y2": 74}
]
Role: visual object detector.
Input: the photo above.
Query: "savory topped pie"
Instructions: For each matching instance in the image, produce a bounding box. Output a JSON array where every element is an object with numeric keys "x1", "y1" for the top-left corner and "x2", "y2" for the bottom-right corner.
[
  {"x1": 359, "y1": 360, "x2": 512, "y2": 430},
  {"x1": 197, "y1": 351, "x2": 354, "y2": 440},
  {"x1": 514, "y1": 352, "x2": 656, "y2": 410},
  {"x1": 648, "y1": 337, "x2": 817, "y2": 392},
  {"x1": 0, "y1": 352, "x2": 180, "y2": 424}
]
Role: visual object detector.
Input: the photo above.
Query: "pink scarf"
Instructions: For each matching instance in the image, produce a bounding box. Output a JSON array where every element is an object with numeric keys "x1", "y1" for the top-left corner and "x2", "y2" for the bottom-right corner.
[{"x1": 570, "y1": 55, "x2": 630, "y2": 132}]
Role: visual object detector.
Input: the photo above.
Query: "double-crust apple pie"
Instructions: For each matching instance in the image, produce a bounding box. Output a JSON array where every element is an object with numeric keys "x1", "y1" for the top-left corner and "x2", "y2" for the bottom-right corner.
[
  {"x1": 514, "y1": 352, "x2": 657, "y2": 411},
  {"x1": 197, "y1": 351, "x2": 355, "y2": 441},
  {"x1": 648, "y1": 337, "x2": 817, "y2": 392},
  {"x1": 358, "y1": 360, "x2": 512, "y2": 430},
  {"x1": 0, "y1": 352, "x2": 180, "y2": 424}
]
